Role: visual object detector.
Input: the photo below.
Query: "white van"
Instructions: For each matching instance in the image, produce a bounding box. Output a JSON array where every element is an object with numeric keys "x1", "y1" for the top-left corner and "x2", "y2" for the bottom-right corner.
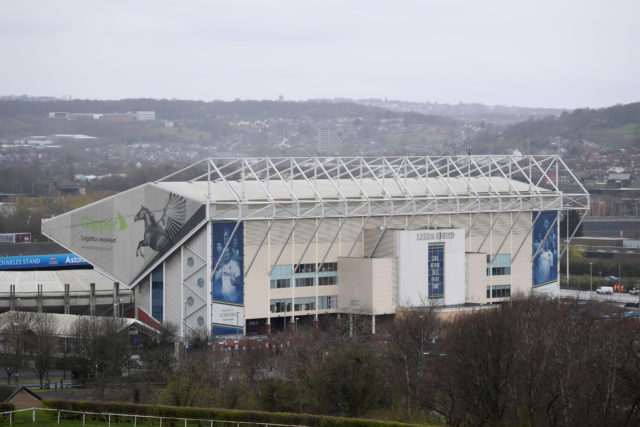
[{"x1": 596, "y1": 286, "x2": 613, "y2": 294}]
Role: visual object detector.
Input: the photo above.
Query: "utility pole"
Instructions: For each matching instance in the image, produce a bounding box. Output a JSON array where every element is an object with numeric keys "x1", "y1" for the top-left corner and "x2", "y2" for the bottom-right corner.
[{"x1": 566, "y1": 212, "x2": 570, "y2": 288}]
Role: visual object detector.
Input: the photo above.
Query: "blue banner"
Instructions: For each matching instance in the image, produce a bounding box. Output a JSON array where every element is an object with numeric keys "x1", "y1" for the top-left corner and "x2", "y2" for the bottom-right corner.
[
  {"x1": 0, "y1": 253, "x2": 89, "y2": 270},
  {"x1": 532, "y1": 211, "x2": 558, "y2": 287},
  {"x1": 428, "y1": 242, "x2": 444, "y2": 299},
  {"x1": 212, "y1": 222, "x2": 244, "y2": 336}
]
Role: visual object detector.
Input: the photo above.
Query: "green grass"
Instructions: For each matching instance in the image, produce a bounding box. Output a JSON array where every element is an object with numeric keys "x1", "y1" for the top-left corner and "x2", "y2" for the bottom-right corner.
[{"x1": 605, "y1": 123, "x2": 638, "y2": 138}]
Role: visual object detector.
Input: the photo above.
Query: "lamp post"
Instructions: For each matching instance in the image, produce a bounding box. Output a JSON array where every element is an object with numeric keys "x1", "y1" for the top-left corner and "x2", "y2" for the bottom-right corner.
[{"x1": 589, "y1": 262, "x2": 593, "y2": 298}]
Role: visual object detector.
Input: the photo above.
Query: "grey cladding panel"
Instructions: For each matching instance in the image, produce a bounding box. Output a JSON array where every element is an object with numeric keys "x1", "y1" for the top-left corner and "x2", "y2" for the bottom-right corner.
[
  {"x1": 164, "y1": 252, "x2": 182, "y2": 326},
  {"x1": 318, "y1": 218, "x2": 339, "y2": 243},
  {"x1": 270, "y1": 220, "x2": 293, "y2": 245},
  {"x1": 294, "y1": 219, "x2": 317, "y2": 244},
  {"x1": 245, "y1": 221, "x2": 266, "y2": 246},
  {"x1": 138, "y1": 275, "x2": 150, "y2": 314}
]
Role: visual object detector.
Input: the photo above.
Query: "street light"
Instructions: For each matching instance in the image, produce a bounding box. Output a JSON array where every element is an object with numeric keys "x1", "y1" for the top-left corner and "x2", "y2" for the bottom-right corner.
[{"x1": 589, "y1": 262, "x2": 593, "y2": 298}]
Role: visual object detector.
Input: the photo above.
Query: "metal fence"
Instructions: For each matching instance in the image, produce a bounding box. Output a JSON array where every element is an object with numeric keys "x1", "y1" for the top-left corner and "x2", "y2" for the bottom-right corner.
[{"x1": 0, "y1": 408, "x2": 307, "y2": 427}]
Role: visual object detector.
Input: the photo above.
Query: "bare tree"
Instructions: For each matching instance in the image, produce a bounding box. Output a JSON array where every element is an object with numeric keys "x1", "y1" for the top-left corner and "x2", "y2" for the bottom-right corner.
[
  {"x1": 31, "y1": 313, "x2": 58, "y2": 388},
  {"x1": 0, "y1": 311, "x2": 32, "y2": 384},
  {"x1": 382, "y1": 308, "x2": 440, "y2": 419}
]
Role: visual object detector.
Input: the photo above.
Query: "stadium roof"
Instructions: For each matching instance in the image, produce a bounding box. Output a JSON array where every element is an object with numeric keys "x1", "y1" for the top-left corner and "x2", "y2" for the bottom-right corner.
[
  {"x1": 0, "y1": 268, "x2": 121, "y2": 294},
  {"x1": 154, "y1": 155, "x2": 589, "y2": 220}
]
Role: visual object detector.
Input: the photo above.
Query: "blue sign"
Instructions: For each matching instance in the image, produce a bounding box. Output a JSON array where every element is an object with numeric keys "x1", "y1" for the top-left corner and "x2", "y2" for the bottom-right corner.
[
  {"x1": 428, "y1": 242, "x2": 444, "y2": 299},
  {"x1": 212, "y1": 222, "x2": 244, "y2": 336},
  {"x1": 532, "y1": 211, "x2": 558, "y2": 287},
  {"x1": 0, "y1": 253, "x2": 89, "y2": 270}
]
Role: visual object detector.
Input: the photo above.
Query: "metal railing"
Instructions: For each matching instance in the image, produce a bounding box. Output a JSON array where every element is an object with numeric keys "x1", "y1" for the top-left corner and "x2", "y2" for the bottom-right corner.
[{"x1": 0, "y1": 408, "x2": 307, "y2": 427}]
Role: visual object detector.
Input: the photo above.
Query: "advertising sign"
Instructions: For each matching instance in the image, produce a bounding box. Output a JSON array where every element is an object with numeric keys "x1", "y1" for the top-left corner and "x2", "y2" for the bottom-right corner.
[
  {"x1": 428, "y1": 242, "x2": 445, "y2": 299},
  {"x1": 0, "y1": 233, "x2": 31, "y2": 243},
  {"x1": 0, "y1": 234, "x2": 15, "y2": 243},
  {"x1": 42, "y1": 184, "x2": 205, "y2": 285},
  {"x1": 532, "y1": 211, "x2": 558, "y2": 288},
  {"x1": 0, "y1": 253, "x2": 89, "y2": 270},
  {"x1": 212, "y1": 222, "x2": 244, "y2": 336}
]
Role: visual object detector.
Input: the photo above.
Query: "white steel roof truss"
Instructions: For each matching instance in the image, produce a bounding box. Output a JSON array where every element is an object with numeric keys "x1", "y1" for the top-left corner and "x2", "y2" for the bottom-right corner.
[
  {"x1": 244, "y1": 219, "x2": 275, "y2": 278},
  {"x1": 315, "y1": 158, "x2": 347, "y2": 201},
  {"x1": 347, "y1": 216, "x2": 371, "y2": 257},
  {"x1": 489, "y1": 210, "x2": 523, "y2": 264},
  {"x1": 318, "y1": 217, "x2": 348, "y2": 272},
  {"x1": 269, "y1": 218, "x2": 299, "y2": 275},
  {"x1": 208, "y1": 159, "x2": 241, "y2": 203},
  {"x1": 512, "y1": 211, "x2": 545, "y2": 263},
  {"x1": 449, "y1": 157, "x2": 481, "y2": 198},
  {"x1": 291, "y1": 159, "x2": 324, "y2": 201},
  {"x1": 149, "y1": 156, "x2": 588, "y2": 223},
  {"x1": 426, "y1": 157, "x2": 458, "y2": 197},
  {"x1": 467, "y1": 157, "x2": 503, "y2": 207},
  {"x1": 476, "y1": 211, "x2": 503, "y2": 253},
  {"x1": 267, "y1": 158, "x2": 299, "y2": 203},
  {"x1": 368, "y1": 215, "x2": 396, "y2": 258},
  {"x1": 406, "y1": 159, "x2": 437, "y2": 198},
  {"x1": 242, "y1": 159, "x2": 275, "y2": 203},
  {"x1": 294, "y1": 218, "x2": 325, "y2": 269},
  {"x1": 489, "y1": 157, "x2": 522, "y2": 198}
]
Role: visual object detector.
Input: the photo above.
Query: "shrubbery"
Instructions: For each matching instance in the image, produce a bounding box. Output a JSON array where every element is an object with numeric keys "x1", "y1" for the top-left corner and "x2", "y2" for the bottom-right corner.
[{"x1": 43, "y1": 399, "x2": 424, "y2": 427}]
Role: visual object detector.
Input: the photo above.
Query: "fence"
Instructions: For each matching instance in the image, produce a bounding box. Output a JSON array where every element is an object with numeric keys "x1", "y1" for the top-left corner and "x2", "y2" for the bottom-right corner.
[{"x1": 0, "y1": 408, "x2": 307, "y2": 427}]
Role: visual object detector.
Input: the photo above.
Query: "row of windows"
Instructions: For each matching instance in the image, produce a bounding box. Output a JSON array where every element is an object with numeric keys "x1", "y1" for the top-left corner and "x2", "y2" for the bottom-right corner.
[
  {"x1": 270, "y1": 295, "x2": 338, "y2": 313},
  {"x1": 296, "y1": 277, "x2": 315, "y2": 287},
  {"x1": 294, "y1": 262, "x2": 338, "y2": 274},
  {"x1": 486, "y1": 285, "x2": 511, "y2": 299},
  {"x1": 270, "y1": 278, "x2": 290, "y2": 289},
  {"x1": 487, "y1": 266, "x2": 511, "y2": 276},
  {"x1": 486, "y1": 254, "x2": 512, "y2": 276},
  {"x1": 318, "y1": 276, "x2": 338, "y2": 286},
  {"x1": 270, "y1": 276, "x2": 338, "y2": 288}
]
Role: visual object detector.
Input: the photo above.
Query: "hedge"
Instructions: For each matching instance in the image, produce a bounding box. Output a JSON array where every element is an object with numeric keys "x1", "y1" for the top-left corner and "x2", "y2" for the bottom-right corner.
[
  {"x1": 0, "y1": 402, "x2": 14, "y2": 412},
  {"x1": 43, "y1": 400, "x2": 430, "y2": 427}
]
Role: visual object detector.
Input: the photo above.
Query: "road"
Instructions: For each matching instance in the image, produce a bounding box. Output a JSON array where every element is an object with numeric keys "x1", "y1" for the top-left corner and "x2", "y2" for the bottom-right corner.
[{"x1": 559, "y1": 288, "x2": 640, "y2": 305}]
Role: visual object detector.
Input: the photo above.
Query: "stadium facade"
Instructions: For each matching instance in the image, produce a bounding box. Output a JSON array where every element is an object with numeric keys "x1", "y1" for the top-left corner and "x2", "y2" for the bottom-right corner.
[{"x1": 42, "y1": 156, "x2": 589, "y2": 337}]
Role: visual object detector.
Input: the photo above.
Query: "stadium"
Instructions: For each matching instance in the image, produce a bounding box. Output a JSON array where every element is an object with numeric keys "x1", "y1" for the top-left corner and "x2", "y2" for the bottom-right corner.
[{"x1": 41, "y1": 155, "x2": 589, "y2": 337}]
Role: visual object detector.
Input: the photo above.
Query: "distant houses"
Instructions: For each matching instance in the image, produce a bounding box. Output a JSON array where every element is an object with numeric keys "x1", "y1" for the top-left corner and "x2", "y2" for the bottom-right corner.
[{"x1": 48, "y1": 111, "x2": 156, "y2": 121}]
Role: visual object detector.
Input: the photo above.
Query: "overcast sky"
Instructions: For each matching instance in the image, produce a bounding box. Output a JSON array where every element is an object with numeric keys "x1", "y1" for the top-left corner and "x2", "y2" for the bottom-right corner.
[{"x1": 1, "y1": 0, "x2": 639, "y2": 109}]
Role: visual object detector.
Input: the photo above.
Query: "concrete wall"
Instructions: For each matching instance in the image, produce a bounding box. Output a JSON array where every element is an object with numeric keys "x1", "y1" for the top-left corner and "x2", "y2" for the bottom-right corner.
[{"x1": 337, "y1": 257, "x2": 395, "y2": 315}]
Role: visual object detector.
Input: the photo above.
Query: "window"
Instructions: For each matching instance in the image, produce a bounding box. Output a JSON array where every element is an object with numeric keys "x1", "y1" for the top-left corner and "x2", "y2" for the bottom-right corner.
[
  {"x1": 486, "y1": 285, "x2": 511, "y2": 299},
  {"x1": 318, "y1": 295, "x2": 338, "y2": 309},
  {"x1": 270, "y1": 298, "x2": 292, "y2": 313},
  {"x1": 270, "y1": 278, "x2": 291, "y2": 289},
  {"x1": 318, "y1": 262, "x2": 338, "y2": 272},
  {"x1": 295, "y1": 277, "x2": 314, "y2": 287},
  {"x1": 295, "y1": 263, "x2": 315, "y2": 274},
  {"x1": 294, "y1": 297, "x2": 316, "y2": 311},
  {"x1": 151, "y1": 265, "x2": 163, "y2": 322},
  {"x1": 486, "y1": 254, "x2": 511, "y2": 276},
  {"x1": 318, "y1": 276, "x2": 338, "y2": 286}
]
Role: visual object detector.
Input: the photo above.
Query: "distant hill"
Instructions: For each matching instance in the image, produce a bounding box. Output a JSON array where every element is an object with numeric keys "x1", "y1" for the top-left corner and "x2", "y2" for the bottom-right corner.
[
  {"x1": 340, "y1": 98, "x2": 565, "y2": 125},
  {"x1": 466, "y1": 102, "x2": 640, "y2": 153},
  {"x1": 0, "y1": 98, "x2": 407, "y2": 121}
]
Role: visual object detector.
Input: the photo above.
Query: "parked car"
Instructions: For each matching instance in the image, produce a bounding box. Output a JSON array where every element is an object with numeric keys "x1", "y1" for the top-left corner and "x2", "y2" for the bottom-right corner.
[
  {"x1": 596, "y1": 286, "x2": 614, "y2": 294},
  {"x1": 629, "y1": 288, "x2": 640, "y2": 295}
]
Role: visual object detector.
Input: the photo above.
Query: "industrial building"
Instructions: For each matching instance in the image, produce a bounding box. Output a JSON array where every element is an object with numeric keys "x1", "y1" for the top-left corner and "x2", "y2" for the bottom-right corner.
[{"x1": 41, "y1": 156, "x2": 589, "y2": 337}]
